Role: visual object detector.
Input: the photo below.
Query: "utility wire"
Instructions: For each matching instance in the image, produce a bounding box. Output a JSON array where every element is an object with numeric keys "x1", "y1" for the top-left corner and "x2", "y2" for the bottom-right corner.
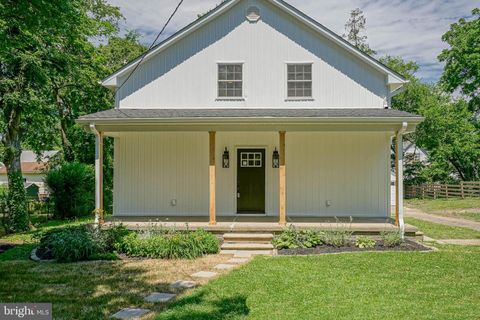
[{"x1": 116, "y1": 0, "x2": 185, "y2": 93}]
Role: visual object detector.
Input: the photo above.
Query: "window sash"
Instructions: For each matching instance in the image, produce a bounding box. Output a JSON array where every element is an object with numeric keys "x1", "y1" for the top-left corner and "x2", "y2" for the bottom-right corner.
[
  {"x1": 287, "y1": 64, "x2": 312, "y2": 98},
  {"x1": 218, "y1": 64, "x2": 243, "y2": 98}
]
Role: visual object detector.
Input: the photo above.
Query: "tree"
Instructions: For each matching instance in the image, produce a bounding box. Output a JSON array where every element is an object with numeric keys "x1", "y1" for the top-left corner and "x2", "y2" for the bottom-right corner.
[
  {"x1": 381, "y1": 56, "x2": 480, "y2": 182},
  {"x1": 97, "y1": 30, "x2": 148, "y2": 72},
  {"x1": 0, "y1": 0, "x2": 121, "y2": 232},
  {"x1": 61, "y1": 32, "x2": 146, "y2": 211},
  {"x1": 343, "y1": 8, "x2": 376, "y2": 55},
  {"x1": 438, "y1": 8, "x2": 480, "y2": 112}
]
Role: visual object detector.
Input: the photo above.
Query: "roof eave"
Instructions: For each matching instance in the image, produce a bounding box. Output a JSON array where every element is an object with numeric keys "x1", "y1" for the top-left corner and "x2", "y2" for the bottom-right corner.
[{"x1": 76, "y1": 116, "x2": 424, "y2": 125}]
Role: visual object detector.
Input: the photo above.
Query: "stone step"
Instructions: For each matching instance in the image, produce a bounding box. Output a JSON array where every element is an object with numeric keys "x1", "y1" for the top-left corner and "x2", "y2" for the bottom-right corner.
[
  {"x1": 221, "y1": 242, "x2": 274, "y2": 250},
  {"x1": 223, "y1": 233, "x2": 274, "y2": 243},
  {"x1": 220, "y1": 249, "x2": 274, "y2": 256}
]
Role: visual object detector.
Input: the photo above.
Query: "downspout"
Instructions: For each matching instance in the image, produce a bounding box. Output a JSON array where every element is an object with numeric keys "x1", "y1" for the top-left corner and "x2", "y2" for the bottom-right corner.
[
  {"x1": 397, "y1": 122, "x2": 408, "y2": 238},
  {"x1": 90, "y1": 124, "x2": 102, "y2": 225}
]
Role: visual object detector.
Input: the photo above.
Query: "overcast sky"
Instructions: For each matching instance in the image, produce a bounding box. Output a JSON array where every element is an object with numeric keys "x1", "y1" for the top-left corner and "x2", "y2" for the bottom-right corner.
[{"x1": 106, "y1": 0, "x2": 479, "y2": 83}]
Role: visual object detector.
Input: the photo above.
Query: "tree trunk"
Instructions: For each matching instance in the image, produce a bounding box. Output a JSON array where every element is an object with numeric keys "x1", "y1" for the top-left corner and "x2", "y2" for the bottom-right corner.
[
  {"x1": 1, "y1": 109, "x2": 29, "y2": 233},
  {"x1": 54, "y1": 86, "x2": 75, "y2": 162}
]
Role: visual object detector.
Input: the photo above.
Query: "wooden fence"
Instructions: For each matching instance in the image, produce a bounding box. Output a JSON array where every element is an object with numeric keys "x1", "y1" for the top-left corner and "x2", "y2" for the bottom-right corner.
[{"x1": 405, "y1": 181, "x2": 480, "y2": 199}]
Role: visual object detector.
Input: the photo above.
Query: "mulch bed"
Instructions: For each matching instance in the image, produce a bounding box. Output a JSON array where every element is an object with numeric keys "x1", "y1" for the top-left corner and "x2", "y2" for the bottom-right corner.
[{"x1": 277, "y1": 239, "x2": 432, "y2": 256}]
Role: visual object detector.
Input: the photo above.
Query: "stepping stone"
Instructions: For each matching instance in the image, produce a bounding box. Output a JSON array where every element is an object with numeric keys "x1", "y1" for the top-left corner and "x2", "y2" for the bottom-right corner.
[
  {"x1": 214, "y1": 263, "x2": 236, "y2": 270},
  {"x1": 233, "y1": 251, "x2": 253, "y2": 258},
  {"x1": 227, "y1": 258, "x2": 249, "y2": 264},
  {"x1": 144, "y1": 292, "x2": 176, "y2": 303},
  {"x1": 191, "y1": 271, "x2": 217, "y2": 278},
  {"x1": 169, "y1": 280, "x2": 196, "y2": 291},
  {"x1": 423, "y1": 236, "x2": 436, "y2": 242},
  {"x1": 111, "y1": 308, "x2": 151, "y2": 319}
]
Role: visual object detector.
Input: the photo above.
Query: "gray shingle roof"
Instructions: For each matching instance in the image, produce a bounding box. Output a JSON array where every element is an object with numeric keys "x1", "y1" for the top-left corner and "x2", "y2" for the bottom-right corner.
[{"x1": 78, "y1": 108, "x2": 421, "y2": 121}]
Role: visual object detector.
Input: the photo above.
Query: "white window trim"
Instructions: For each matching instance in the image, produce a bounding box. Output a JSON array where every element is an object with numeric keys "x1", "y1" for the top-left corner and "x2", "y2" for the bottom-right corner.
[
  {"x1": 240, "y1": 152, "x2": 263, "y2": 167},
  {"x1": 216, "y1": 62, "x2": 245, "y2": 101},
  {"x1": 285, "y1": 62, "x2": 314, "y2": 101}
]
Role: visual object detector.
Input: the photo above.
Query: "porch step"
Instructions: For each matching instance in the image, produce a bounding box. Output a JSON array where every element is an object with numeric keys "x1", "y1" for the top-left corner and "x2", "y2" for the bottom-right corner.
[
  {"x1": 220, "y1": 249, "x2": 274, "y2": 256},
  {"x1": 221, "y1": 242, "x2": 274, "y2": 251},
  {"x1": 223, "y1": 233, "x2": 274, "y2": 243}
]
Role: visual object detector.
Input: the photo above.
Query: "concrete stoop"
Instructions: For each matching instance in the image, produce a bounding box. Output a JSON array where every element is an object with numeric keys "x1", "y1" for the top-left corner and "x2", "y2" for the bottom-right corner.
[{"x1": 221, "y1": 232, "x2": 275, "y2": 255}]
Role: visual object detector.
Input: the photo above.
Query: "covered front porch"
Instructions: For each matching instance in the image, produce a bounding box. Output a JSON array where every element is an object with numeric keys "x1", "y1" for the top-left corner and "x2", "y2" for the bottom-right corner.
[
  {"x1": 105, "y1": 215, "x2": 420, "y2": 236},
  {"x1": 77, "y1": 108, "x2": 423, "y2": 235}
]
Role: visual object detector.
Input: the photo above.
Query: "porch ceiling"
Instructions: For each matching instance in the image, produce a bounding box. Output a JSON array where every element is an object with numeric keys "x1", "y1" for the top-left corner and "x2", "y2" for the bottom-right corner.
[{"x1": 77, "y1": 108, "x2": 423, "y2": 134}]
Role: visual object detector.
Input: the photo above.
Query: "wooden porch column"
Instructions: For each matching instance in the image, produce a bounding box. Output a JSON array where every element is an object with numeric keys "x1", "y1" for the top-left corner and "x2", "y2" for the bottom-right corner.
[
  {"x1": 94, "y1": 129, "x2": 104, "y2": 224},
  {"x1": 279, "y1": 131, "x2": 286, "y2": 225},
  {"x1": 395, "y1": 123, "x2": 407, "y2": 235},
  {"x1": 209, "y1": 131, "x2": 216, "y2": 225}
]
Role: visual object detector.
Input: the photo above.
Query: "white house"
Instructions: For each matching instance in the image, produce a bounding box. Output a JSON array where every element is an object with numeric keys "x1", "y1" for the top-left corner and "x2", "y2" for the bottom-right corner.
[
  {"x1": 0, "y1": 151, "x2": 58, "y2": 197},
  {"x1": 77, "y1": 0, "x2": 423, "y2": 231}
]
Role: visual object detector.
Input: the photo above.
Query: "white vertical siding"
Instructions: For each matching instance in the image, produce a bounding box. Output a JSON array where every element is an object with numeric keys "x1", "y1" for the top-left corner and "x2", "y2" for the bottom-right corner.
[
  {"x1": 116, "y1": 0, "x2": 387, "y2": 109},
  {"x1": 286, "y1": 132, "x2": 391, "y2": 217},
  {"x1": 114, "y1": 132, "x2": 209, "y2": 216},
  {"x1": 113, "y1": 131, "x2": 390, "y2": 218}
]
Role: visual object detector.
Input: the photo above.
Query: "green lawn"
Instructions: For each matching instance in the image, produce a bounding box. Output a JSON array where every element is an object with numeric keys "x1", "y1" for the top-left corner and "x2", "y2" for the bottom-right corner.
[
  {"x1": 405, "y1": 217, "x2": 480, "y2": 239},
  {"x1": 157, "y1": 247, "x2": 480, "y2": 320},
  {"x1": 1, "y1": 215, "x2": 480, "y2": 319},
  {"x1": 0, "y1": 216, "x2": 92, "y2": 243},
  {"x1": 406, "y1": 198, "x2": 480, "y2": 222},
  {"x1": 0, "y1": 216, "x2": 93, "y2": 262}
]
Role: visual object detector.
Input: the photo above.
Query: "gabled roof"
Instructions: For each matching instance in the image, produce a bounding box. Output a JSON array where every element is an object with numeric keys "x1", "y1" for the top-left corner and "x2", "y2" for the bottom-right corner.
[{"x1": 102, "y1": 0, "x2": 407, "y2": 89}]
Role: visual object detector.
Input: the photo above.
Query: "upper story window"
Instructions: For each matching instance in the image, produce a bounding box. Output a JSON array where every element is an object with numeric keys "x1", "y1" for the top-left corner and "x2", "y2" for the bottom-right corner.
[
  {"x1": 218, "y1": 64, "x2": 243, "y2": 98},
  {"x1": 287, "y1": 64, "x2": 312, "y2": 98}
]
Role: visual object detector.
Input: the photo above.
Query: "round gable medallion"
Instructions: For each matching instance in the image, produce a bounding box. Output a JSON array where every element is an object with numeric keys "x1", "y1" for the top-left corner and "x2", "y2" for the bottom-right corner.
[{"x1": 246, "y1": 6, "x2": 260, "y2": 22}]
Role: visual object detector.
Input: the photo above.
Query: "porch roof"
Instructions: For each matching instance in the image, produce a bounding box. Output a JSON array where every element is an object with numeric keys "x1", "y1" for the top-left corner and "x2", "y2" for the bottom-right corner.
[
  {"x1": 79, "y1": 108, "x2": 422, "y2": 122},
  {"x1": 77, "y1": 108, "x2": 423, "y2": 133}
]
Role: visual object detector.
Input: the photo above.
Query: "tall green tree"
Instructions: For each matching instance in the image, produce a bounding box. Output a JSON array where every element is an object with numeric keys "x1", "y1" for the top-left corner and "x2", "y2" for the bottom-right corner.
[
  {"x1": 381, "y1": 56, "x2": 480, "y2": 182},
  {"x1": 0, "y1": 0, "x2": 121, "y2": 232},
  {"x1": 62, "y1": 31, "x2": 146, "y2": 211},
  {"x1": 343, "y1": 8, "x2": 376, "y2": 55},
  {"x1": 438, "y1": 8, "x2": 480, "y2": 112}
]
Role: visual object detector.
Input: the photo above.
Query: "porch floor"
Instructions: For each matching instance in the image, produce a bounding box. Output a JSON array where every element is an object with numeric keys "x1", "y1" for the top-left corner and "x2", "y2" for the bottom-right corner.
[{"x1": 105, "y1": 216, "x2": 419, "y2": 236}]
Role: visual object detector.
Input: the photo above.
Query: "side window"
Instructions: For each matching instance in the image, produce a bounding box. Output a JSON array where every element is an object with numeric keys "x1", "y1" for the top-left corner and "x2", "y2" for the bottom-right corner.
[
  {"x1": 218, "y1": 64, "x2": 243, "y2": 98},
  {"x1": 287, "y1": 64, "x2": 312, "y2": 98}
]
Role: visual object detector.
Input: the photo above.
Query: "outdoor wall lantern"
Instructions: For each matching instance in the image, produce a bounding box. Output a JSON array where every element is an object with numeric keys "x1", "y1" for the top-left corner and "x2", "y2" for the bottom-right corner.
[
  {"x1": 272, "y1": 148, "x2": 279, "y2": 168},
  {"x1": 222, "y1": 147, "x2": 230, "y2": 168}
]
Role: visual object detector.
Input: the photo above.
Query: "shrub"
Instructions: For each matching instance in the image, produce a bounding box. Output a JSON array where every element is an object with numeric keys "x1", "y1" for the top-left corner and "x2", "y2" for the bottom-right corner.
[
  {"x1": 273, "y1": 226, "x2": 322, "y2": 249},
  {"x1": 37, "y1": 224, "x2": 130, "y2": 262},
  {"x1": 117, "y1": 229, "x2": 220, "y2": 259},
  {"x1": 321, "y1": 230, "x2": 353, "y2": 247},
  {"x1": 93, "y1": 224, "x2": 131, "y2": 253},
  {"x1": 2, "y1": 171, "x2": 29, "y2": 233},
  {"x1": 38, "y1": 226, "x2": 96, "y2": 262},
  {"x1": 381, "y1": 231, "x2": 403, "y2": 247},
  {"x1": 45, "y1": 162, "x2": 95, "y2": 219},
  {"x1": 355, "y1": 236, "x2": 376, "y2": 249}
]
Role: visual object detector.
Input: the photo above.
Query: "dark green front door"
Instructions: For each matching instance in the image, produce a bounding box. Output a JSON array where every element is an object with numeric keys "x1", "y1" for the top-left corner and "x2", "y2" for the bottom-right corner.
[{"x1": 237, "y1": 148, "x2": 266, "y2": 213}]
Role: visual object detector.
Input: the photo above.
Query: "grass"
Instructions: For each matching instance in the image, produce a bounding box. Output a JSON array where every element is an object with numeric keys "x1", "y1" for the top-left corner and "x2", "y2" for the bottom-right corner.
[
  {"x1": 406, "y1": 198, "x2": 480, "y2": 222},
  {"x1": 0, "y1": 215, "x2": 93, "y2": 243},
  {"x1": 1, "y1": 214, "x2": 479, "y2": 319},
  {"x1": 0, "y1": 255, "x2": 232, "y2": 320},
  {"x1": 156, "y1": 248, "x2": 480, "y2": 320},
  {"x1": 406, "y1": 217, "x2": 480, "y2": 239}
]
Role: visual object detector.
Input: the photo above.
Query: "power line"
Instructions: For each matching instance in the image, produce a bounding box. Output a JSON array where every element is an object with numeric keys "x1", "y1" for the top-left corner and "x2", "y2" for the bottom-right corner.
[{"x1": 115, "y1": 0, "x2": 185, "y2": 93}]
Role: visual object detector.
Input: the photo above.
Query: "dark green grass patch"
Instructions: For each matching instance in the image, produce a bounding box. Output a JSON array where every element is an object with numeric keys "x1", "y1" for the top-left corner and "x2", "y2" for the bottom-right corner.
[{"x1": 157, "y1": 250, "x2": 480, "y2": 320}]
